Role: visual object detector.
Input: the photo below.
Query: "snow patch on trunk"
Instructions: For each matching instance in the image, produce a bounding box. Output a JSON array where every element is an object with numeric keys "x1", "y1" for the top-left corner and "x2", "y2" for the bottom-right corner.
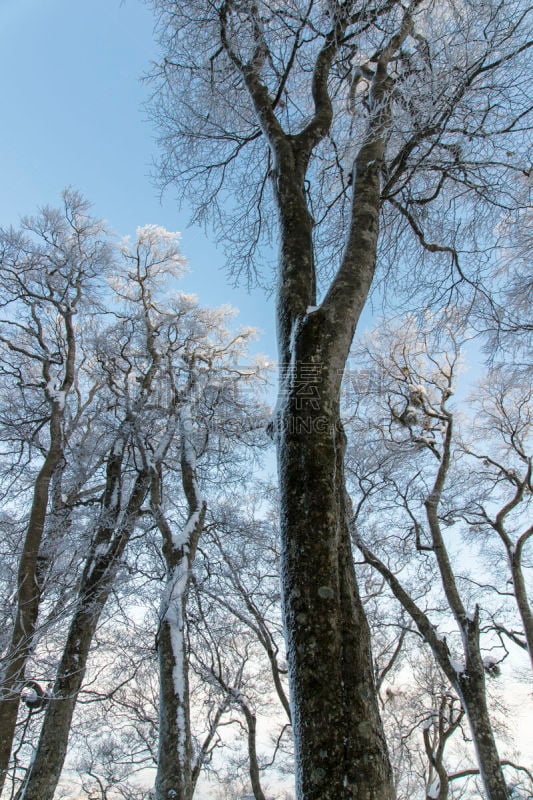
[
  {"x1": 164, "y1": 558, "x2": 189, "y2": 766},
  {"x1": 427, "y1": 779, "x2": 440, "y2": 798}
]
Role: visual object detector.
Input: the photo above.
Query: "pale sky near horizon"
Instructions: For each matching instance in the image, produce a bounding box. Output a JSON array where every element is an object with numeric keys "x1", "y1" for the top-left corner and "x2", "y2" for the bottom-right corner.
[{"x1": 0, "y1": 0, "x2": 276, "y2": 358}]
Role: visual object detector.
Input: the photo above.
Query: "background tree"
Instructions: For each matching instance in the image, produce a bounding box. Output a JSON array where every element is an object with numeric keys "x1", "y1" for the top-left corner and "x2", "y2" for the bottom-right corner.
[
  {"x1": 0, "y1": 208, "x2": 271, "y2": 800},
  {"x1": 13, "y1": 225, "x2": 264, "y2": 800},
  {"x1": 457, "y1": 368, "x2": 532, "y2": 668},
  {"x1": 345, "y1": 313, "x2": 531, "y2": 799},
  {"x1": 0, "y1": 191, "x2": 112, "y2": 793},
  {"x1": 149, "y1": 311, "x2": 267, "y2": 800}
]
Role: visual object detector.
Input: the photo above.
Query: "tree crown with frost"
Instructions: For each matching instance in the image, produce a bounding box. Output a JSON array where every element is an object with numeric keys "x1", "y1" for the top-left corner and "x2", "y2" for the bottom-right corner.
[{"x1": 149, "y1": 0, "x2": 531, "y2": 299}]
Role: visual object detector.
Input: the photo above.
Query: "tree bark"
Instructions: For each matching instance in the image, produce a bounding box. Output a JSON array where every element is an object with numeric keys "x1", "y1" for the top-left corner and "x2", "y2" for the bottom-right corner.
[
  {"x1": 0, "y1": 429, "x2": 62, "y2": 792},
  {"x1": 456, "y1": 655, "x2": 510, "y2": 800},
  {"x1": 218, "y1": 5, "x2": 424, "y2": 796},
  {"x1": 156, "y1": 578, "x2": 193, "y2": 800},
  {"x1": 424, "y1": 419, "x2": 510, "y2": 800},
  {"x1": 278, "y1": 367, "x2": 394, "y2": 799},
  {"x1": 241, "y1": 702, "x2": 268, "y2": 800}
]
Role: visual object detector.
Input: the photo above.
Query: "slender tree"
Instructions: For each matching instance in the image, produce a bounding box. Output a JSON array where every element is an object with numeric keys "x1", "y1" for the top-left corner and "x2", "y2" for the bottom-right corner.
[
  {"x1": 152, "y1": 325, "x2": 266, "y2": 800},
  {"x1": 346, "y1": 313, "x2": 528, "y2": 799},
  {"x1": 458, "y1": 368, "x2": 533, "y2": 670},
  {"x1": 0, "y1": 192, "x2": 111, "y2": 793},
  {"x1": 13, "y1": 222, "x2": 268, "y2": 800},
  {"x1": 15, "y1": 225, "x2": 188, "y2": 800}
]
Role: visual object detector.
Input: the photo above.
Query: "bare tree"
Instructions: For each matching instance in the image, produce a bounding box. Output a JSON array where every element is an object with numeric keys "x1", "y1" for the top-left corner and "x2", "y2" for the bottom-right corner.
[
  {"x1": 457, "y1": 368, "x2": 533, "y2": 669},
  {"x1": 151, "y1": 315, "x2": 266, "y2": 800},
  {"x1": 9, "y1": 222, "x2": 269, "y2": 800},
  {"x1": 148, "y1": 1, "x2": 531, "y2": 796},
  {"x1": 346, "y1": 313, "x2": 530, "y2": 799},
  {"x1": 14, "y1": 225, "x2": 188, "y2": 800},
  {"x1": 0, "y1": 191, "x2": 112, "y2": 793},
  {"x1": 200, "y1": 500, "x2": 291, "y2": 723},
  {"x1": 191, "y1": 497, "x2": 295, "y2": 794},
  {"x1": 475, "y1": 198, "x2": 533, "y2": 365}
]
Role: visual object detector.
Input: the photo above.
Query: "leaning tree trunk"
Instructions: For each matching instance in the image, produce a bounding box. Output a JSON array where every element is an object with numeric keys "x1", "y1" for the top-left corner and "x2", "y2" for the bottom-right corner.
[
  {"x1": 15, "y1": 465, "x2": 150, "y2": 800},
  {"x1": 0, "y1": 321, "x2": 75, "y2": 795},
  {"x1": 424, "y1": 417, "x2": 511, "y2": 800},
  {"x1": 506, "y1": 529, "x2": 533, "y2": 672},
  {"x1": 456, "y1": 652, "x2": 511, "y2": 800},
  {"x1": 359, "y1": 537, "x2": 512, "y2": 800},
  {"x1": 0, "y1": 433, "x2": 62, "y2": 793},
  {"x1": 239, "y1": 700, "x2": 268, "y2": 800}
]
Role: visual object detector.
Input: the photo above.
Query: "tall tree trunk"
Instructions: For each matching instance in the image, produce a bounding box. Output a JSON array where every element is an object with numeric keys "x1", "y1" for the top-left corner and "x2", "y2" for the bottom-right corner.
[
  {"x1": 240, "y1": 702, "x2": 268, "y2": 800},
  {"x1": 277, "y1": 325, "x2": 394, "y2": 799},
  {"x1": 15, "y1": 468, "x2": 150, "y2": 800},
  {"x1": 217, "y1": 5, "x2": 419, "y2": 796},
  {"x1": 0, "y1": 441, "x2": 60, "y2": 792},
  {"x1": 154, "y1": 403, "x2": 205, "y2": 800},
  {"x1": 424, "y1": 418, "x2": 510, "y2": 800}
]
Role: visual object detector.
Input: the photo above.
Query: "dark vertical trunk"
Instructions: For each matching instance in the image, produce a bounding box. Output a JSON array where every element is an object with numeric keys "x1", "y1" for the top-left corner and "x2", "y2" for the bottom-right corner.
[
  {"x1": 220, "y1": 9, "x2": 407, "y2": 795},
  {"x1": 338, "y1": 489, "x2": 392, "y2": 799},
  {"x1": 277, "y1": 328, "x2": 394, "y2": 799},
  {"x1": 241, "y1": 703, "x2": 268, "y2": 800},
  {"x1": 271, "y1": 116, "x2": 394, "y2": 798}
]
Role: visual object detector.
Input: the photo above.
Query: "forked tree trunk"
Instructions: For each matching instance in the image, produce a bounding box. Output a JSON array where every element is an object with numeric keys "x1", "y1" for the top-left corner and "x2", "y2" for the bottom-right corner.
[{"x1": 219, "y1": 4, "x2": 420, "y2": 796}]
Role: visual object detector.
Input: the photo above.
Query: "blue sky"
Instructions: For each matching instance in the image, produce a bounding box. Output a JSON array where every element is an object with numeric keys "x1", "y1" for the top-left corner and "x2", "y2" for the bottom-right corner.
[{"x1": 0, "y1": 0, "x2": 275, "y2": 357}]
